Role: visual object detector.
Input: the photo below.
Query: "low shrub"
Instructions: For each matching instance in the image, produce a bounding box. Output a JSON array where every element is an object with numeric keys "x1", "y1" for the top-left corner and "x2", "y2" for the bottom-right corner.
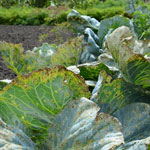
[{"x1": 0, "y1": 6, "x2": 125, "y2": 25}]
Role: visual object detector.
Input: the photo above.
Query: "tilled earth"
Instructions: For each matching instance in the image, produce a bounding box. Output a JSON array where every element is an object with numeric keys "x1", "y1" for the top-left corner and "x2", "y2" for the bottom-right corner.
[{"x1": 0, "y1": 25, "x2": 76, "y2": 80}]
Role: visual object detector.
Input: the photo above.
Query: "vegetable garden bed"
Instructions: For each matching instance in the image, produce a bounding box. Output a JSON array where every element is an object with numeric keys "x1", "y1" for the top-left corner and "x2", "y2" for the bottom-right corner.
[{"x1": 0, "y1": 25, "x2": 76, "y2": 79}]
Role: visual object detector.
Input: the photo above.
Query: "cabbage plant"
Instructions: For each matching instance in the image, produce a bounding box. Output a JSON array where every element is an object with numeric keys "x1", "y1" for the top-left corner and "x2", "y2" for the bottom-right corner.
[{"x1": 0, "y1": 9, "x2": 150, "y2": 150}]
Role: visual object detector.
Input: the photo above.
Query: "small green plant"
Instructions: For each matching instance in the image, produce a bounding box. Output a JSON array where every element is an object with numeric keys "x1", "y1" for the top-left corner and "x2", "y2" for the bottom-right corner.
[{"x1": 133, "y1": 10, "x2": 150, "y2": 39}]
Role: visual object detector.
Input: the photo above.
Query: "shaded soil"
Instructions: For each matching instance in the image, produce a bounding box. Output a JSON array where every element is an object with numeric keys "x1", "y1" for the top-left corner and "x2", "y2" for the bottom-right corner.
[{"x1": 0, "y1": 25, "x2": 76, "y2": 80}]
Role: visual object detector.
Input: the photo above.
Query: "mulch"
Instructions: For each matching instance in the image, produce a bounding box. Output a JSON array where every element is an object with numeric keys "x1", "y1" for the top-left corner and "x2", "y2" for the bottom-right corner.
[{"x1": 0, "y1": 25, "x2": 76, "y2": 80}]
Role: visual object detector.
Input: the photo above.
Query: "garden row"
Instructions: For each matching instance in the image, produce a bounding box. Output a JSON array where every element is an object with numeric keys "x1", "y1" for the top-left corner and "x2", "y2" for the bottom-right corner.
[
  {"x1": 0, "y1": 1, "x2": 150, "y2": 150},
  {"x1": 0, "y1": 6, "x2": 125, "y2": 25}
]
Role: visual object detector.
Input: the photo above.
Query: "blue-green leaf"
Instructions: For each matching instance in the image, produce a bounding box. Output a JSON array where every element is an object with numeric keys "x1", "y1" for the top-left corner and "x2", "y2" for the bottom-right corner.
[
  {"x1": 0, "y1": 118, "x2": 36, "y2": 150},
  {"x1": 48, "y1": 97, "x2": 124, "y2": 150}
]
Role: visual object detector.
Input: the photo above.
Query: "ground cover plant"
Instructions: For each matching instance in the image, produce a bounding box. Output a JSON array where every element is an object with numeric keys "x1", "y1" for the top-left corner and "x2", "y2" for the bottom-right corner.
[{"x1": 0, "y1": 0, "x2": 150, "y2": 149}]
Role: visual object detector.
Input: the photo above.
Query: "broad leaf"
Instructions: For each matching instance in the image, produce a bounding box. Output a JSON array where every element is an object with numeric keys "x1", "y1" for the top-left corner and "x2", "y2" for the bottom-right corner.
[
  {"x1": 79, "y1": 28, "x2": 102, "y2": 64},
  {"x1": 98, "y1": 52, "x2": 119, "y2": 72},
  {"x1": 0, "y1": 118, "x2": 36, "y2": 150},
  {"x1": 91, "y1": 71, "x2": 150, "y2": 114},
  {"x1": 48, "y1": 97, "x2": 124, "y2": 150},
  {"x1": 117, "y1": 137, "x2": 150, "y2": 150},
  {"x1": 106, "y1": 26, "x2": 150, "y2": 88},
  {"x1": 115, "y1": 103, "x2": 150, "y2": 150},
  {"x1": 67, "y1": 9, "x2": 100, "y2": 33},
  {"x1": 78, "y1": 61, "x2": 116, "y2": 80},
  {"x1": 0, "y1": 66, "x2": 90, "y2": 141},
  {"x1": 114, "y1": 103, "x2": 150, "y2": 142},
  {"x1": 0, "y1": 81, "x2": 9, "y2": 91},
  {"x1": 98, "y1": 16, "x2": 133, "y2": 48}
]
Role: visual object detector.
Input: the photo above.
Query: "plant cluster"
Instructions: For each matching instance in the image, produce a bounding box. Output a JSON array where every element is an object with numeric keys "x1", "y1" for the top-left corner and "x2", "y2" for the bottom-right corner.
[
  {"x1": 0, "y1": 5, "x2": 125, "y2": 25},
  {"x1": 0, "y1": 3, "x2": 150, "y2": 150}
]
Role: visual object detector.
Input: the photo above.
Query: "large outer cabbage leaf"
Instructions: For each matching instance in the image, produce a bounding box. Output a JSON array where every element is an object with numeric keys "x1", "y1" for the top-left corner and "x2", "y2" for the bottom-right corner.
[
  {"x1": 117, "y1": 137, "x2": 150, "y2": 150},
  {"x1": 67, "y1": 9, "x2": 100, "y2": 33},
  {"x1": 106, "y1": 26, "x2": 150, "y2": 88},
  {"x1": 114, "y1": 103, "x2": 150, "y2": 142},
  {"x1": 98, "y1": 16, "x2": 133, "y2": 48},
  {"x1": 0, "y1": 66, "x2": 90, "y2": 142},
  {"x1": 0, "y1": 118, "x2": 36, "y2": 150},
  {"x1": 91, "y1": 71, "x2": 150, "y2": 114},
  {"x1": 115, "y1": 103, "x2": 150, "y2": 150},
  {"x1": 48, "y1": 97, "x2": 124, "y2": 150}
]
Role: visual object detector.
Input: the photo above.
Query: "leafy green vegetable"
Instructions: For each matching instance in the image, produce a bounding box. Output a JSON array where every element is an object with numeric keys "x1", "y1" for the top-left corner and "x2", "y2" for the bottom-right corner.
[
  {"x1": 117, "y1": 137, "x2": 150, "y2": 150},
  {"x1": 79, "y1": 28, "x2": 102, "y2": 63},
  {"x1": 51, "y1": 36, "x2": 84, "y2": 67},
  {"x1": 91, "y1": 71, "x2": 150, "y2": 114},
  {"x1": 0, "y1": 42, "x2": 56, "y2": 75},
  {"x1": 98, "y1": 52, "x2": 119, "y2": 70},
  {"x1": 78, "y1": 61, "x2": 115, "y2": 80},
  {"x1": 115, "y1": 103, "x2": 150, "y2": 150},
  {"x1": 106, "y1": 26, "x2": 150, "y2": 88},
  {"x1": 67, "y1": 9, "x2": 100, "y2": 33},
  {"x1": 48, "y1": 97, "x2": 124, "y2": 150},
  {"x1": 0, "y1": 118, "x2": 36, "y2": 150},
  {"x1": 114, "y1": 103, "x2": 150, "y2": 142},
  {"x1": 0, "y1": 36, "x2": 84, "y2": 75},
  {"x1": 0, "y1": 66, "x2": 90, "y2": 143},
  {"x1": 0, "y1": 81, "x2": 8, "y2": 91},
  {"x1": 98, "y1": 16, "x2": 133, "y2": 48}
]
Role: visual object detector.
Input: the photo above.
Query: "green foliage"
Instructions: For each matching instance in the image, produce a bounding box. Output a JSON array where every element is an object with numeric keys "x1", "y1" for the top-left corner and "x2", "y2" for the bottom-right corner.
[
  {"x1": 0, "y1": 42, "x2": 54, "y2": 74},
  {"x1": 67, "y1": 9, "x2": 100, "y2": 33},
  {"x1": 0, "y1": 36, "x2": 83, "y2": 75},
  {"x1": 98, "y1": 16, "x2": 133, "y2": 48},
  {"x1": 0, "y1": 119, "x2": 36, "y2": 149},
  {"x1": 0, "y1": 81, "x2": 8, "y2": 91},
  {"x1": 125, "y1": 0, "x2": 136, "y2": 14},
  {"x1": 48, "y1": 97, "x2": 123, "y2": 150},
  {"x1": 78, "y1": 61, "x2": 114, "y2": 80},
  {"x1": 0, "y1": 66, "x2": 90, "y2": 144},
  {"x1": 133, "y1": 10, "x2": 150, "y2": 39},
  {"x1": 114, "y1": 103, "x2": 150, "y2": 142},
  {"x1": 0, "y1": 6, "x2": 69, "y2": 25},
  {"x1": 106, "y1": 26, "x2": 150, "y2": 88},
  {"x1": 93, "y1": 0, "x2": 126, "y2": 9},
  {"x1": 77, "y1": 7, "x2": 125, "y2": 22},
  {"x1": 91, "y1": 71, "x2": 150, "y2": 114},
  {"x1": 0, "y1": 6, "x2": 124, "y2": 25},
  {"x1": 39, "y1": 22, "x2": 74, "y2": 44},
  {"x1": 1, "y1": 4, "x2": 150, "y2": 149},
  {"x1": 51, "y1": 36, "x2": 84, "y2": 67}
]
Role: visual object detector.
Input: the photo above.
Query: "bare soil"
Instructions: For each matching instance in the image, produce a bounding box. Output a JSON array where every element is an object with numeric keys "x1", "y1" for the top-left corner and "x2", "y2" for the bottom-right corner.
[{"x1": 0, "y1": 25, "x2": 76, "y2": 80}]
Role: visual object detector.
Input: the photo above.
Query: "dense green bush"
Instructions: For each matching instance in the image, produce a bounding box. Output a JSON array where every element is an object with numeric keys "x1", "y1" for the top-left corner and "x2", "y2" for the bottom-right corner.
[{"x1": 0, "y1": 6, "x2": 125, "y2": 25}]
